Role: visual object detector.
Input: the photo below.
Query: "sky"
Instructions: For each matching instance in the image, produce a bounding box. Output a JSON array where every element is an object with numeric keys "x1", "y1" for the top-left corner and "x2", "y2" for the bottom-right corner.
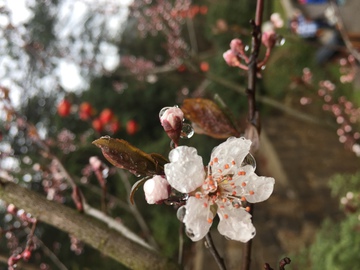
[{"x1": 0, "y1": 0, "x2": 133, "y2": 106}]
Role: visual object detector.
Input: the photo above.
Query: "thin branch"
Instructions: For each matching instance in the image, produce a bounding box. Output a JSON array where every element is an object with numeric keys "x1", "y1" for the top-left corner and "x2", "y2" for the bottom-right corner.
[
  {"x1": 117, "y1": 169, "x2": 159, "y2": 249},
  {"x1": 204, "y1": 233, "x2": 226, "y2": 270},
  {"x1": 329, "y1": 0, "x2": 360, "y2": 62},
  {"x1": 242, "y1": 1, "x2": 264, "y2": 269}
]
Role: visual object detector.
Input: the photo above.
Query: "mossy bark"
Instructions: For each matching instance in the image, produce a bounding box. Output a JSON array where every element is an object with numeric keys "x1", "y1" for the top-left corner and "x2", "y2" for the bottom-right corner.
[{"x1": 0, "y1": 180, "x2": 179, "y2": 270}]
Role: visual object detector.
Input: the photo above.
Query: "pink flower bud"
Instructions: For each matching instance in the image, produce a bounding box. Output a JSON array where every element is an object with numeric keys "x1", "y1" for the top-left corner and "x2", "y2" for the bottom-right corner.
[
  {"x1": 143, "y1": 175, "x2": 170, "y2": 204},
  {"x1": 261, "y1": 30, "x2": 276, "y2": 49},
  {"x1": 160, "y1": 106, "x2": 184, "y2": 146},
  {"x1": 223, "y1": 50, "x2": 240, "y2": 67},
  {"x1": 270, "y1": 13, "x2": 284, "y2": 28},
  {"x1": 230, "y1": 38, "x2": 244, "y2": 54},
  {"x1": 89, "y1": 156, "x2": 102, "y2": 171}
]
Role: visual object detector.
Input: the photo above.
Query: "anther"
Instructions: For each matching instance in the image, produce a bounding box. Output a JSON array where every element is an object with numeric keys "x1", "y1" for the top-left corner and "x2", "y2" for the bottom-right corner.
[
  {"x1": 207, "y1": 218, "x2": 213, "y2": 223},
  {"x1": 224, "y1": 164, "x2": 230, "y2": 169},
  {"x1": 238, "y1": 171, "x2": 246, "y2": 176}
]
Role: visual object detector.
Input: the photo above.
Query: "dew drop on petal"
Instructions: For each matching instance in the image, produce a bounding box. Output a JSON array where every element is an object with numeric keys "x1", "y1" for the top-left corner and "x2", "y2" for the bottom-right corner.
[
  {"x1": 176, "y1": 206, "x2": 186, "y2": 222},
  {"x1": 185, "y1": 229, "x2": 195, "y2": 238},
  {"x1": 241, "y1": 153, "x2": 256, "y2": 170},
  {"x1": 159, "y1": 107, "x2": 171, "y2": 118},
  {"x1": 169, "y1": 140, "x2": 176, "y2": 149},
  {"x1": 180, "y1": 123, "x2": 194, "y2": 139}
]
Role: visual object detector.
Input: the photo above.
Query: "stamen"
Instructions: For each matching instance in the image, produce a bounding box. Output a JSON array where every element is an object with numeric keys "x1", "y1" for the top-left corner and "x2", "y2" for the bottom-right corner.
[
  {"x1": 231, "y1": 160, "x2": 236, "y2": 165},
  {"x1": 213, "y1": 157, "x2": 218, "y2": 163},
  {"x1": 249, "y1": 190, "x2": 255, "y2": 195},
  {"x1": 241, "y1": 182, "x2": 246, "y2": 187},
  {"x1": 238, "y1": 171, "x2": 246, "y2": 176},
  {"x1": 224, "y1": 214, "x2": 229, "y2": 219},
  {"x1": 203, "y1": 202, "x2": 208, "y2": 208},
  {"x1": 224, "y1": 164, "x2": 230, "y2": 169},
  {"x1": 207, "y1": 218, "x2": 213, "y2": 223},
  {"x1": 245, "y1": 206, "x2": 250, "y2": 212},
  {"x1": 241, "y1": 196, "x2": 246, "y2": 201},
  {"x1": 195, "y1": 193, "x2": 201, "y2": 199}
]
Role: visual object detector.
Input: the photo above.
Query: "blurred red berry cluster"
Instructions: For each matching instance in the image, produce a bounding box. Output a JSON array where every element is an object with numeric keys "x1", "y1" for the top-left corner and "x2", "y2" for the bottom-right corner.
[{"x1": 56, "y1": 99, "x2": 138, "y2": 135}]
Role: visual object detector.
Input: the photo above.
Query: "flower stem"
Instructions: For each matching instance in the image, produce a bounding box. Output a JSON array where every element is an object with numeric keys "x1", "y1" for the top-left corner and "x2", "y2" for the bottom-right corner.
[{"x1": 204, "y1": 233, "x2": 227, "y2": 270}]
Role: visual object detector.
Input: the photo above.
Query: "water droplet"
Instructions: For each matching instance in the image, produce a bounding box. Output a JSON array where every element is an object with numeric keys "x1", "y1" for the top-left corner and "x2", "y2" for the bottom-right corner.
[
  {"x1": 261, "y1": 65, "x2": 266, "y2": 70},
  {"x1": 169, "y1": 140, "x2": 175, "y2": 149},
  {"x1": 180, "y1": 123, "x2": 194, "y2": 139},
  {"x1": 276, "y1": 35, "x2": 285, "y2": 46},
  {"x1": 176, "y1": 206, "x2": 186, "y2": 222},
  {"x1": 159, "y1": 107, "x2": 171, "y2": 118},
  {"x1": 241, "y1": 153, "x2": 256, "y2": 170},
  {"x1": 185, "y1": 229, "x2": 195, "y2": 238},
  {"x1": 101, "y1": 135, "x2": 111, "y2": 140}
]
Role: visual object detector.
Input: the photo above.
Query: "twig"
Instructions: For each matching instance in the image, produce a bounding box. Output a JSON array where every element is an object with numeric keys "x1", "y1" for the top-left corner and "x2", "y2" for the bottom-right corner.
[
  {"x1": 117, "y1": 169, "x2": 159, "y2": 249},
  {"x1": 242, "y1": 1, "x2": 264, "y2": 269},
  {"x1": 204, "y1": 233, "x2": 226, "y2": 270},
  {"x1": 329, "y1": 0, "x2": 360, "y2": 62}
]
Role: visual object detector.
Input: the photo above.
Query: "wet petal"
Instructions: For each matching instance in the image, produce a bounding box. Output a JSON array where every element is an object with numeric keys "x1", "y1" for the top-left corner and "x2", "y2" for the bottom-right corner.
[
  {"x1": 217, "y1": 206, "x2": 255, "y2": 242},
  {"x1": 244, "y1": 174, "x2": 275, "y2": 203},
  {"x1": 210, "y1": 137, "x2": 251, "y2": 171},
  {"x1": 165, "y1": 146, "x2": 205, "y2": 193},
  {"x1": 183, "y1": 197, "x2": 213, "y2": 241}
]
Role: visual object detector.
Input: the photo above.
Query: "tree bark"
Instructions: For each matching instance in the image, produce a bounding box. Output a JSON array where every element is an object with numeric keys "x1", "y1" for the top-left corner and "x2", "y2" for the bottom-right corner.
[{"x1": 0, "y1": 179, "x2": 179, "y2": 270}]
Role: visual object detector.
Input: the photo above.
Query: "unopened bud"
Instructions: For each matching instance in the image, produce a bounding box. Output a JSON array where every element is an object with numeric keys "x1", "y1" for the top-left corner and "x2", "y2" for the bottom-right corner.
[
  {"x1": 223, "y1": 50, "x2": 241, "y2": 67},
  {"x1": 160, "y1": 106, "x2": 184, "y2": 147},
  {"x1": 262, "y1": 30, "x2": 277, "y2": 49},
  {"x1": 230, "y1": 38, "x2": 244, "y2": 54},
  {"x1": 143, "y1": 175, "x2": 170, "y2": 204}
]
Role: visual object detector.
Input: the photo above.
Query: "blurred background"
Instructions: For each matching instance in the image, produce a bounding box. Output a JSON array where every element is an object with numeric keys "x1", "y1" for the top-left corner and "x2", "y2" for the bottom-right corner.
[{"x1": 0, "y1": 0, "x2": 359, "y2": 269}]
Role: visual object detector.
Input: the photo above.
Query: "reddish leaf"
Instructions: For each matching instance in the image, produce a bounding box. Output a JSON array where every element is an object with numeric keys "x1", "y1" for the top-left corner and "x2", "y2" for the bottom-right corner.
[
  {"x1": 92, "y1": 136, "x2": 168, "y2": 176},
  {"x1": 181, "y1": 98, "x2": 240, "y2": 139}
]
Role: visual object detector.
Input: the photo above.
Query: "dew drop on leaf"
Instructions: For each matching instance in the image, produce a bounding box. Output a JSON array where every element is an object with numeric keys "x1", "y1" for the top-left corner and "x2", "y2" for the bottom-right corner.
[{"x1": 180, "y1": 123, "x2": 194, "y2": 139}]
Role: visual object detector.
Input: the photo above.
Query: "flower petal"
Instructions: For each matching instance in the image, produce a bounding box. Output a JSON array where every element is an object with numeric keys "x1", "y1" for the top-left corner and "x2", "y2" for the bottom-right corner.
[
  {"x1": 217, "y1": 206, "x2": 255, "y2": 242},
  {"x1": 183, "y1": 197, "x2": 213, "y2": 241},
  {"x1": 244, "y1": 174, "x2": 275, "y2": 203},
  {"x1": 164, "y1": 146, "x2": 205, "y2": 193},
  {"x1": 210, "y1": 137, "x2": 251, "y2": 172}
]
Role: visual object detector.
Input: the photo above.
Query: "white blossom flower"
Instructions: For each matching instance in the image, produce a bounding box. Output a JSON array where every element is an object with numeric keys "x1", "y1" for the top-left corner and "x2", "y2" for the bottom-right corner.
[
  {"x1": 164, "y1": 137, "x2": 275, "y2": 242},
  {"x1": 143, "y1": 175, "x2": 170, "y2": 204}
]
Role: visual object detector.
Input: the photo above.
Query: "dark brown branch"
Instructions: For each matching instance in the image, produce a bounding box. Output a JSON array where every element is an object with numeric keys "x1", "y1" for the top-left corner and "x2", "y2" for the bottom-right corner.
[
  {"x1": 0, "y1": 179, "x2": 179, "y2": 270},
  {"x1": 204, "y1": 233, "x2": 226, "y2": 270}
]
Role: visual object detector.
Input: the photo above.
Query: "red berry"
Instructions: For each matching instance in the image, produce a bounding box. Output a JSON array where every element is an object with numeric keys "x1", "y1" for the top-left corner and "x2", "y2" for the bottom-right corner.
[
  {"x1": 92, "y1": 118, "x2": 103, "y2": 133},
  {"x1": 109, "y1": 120, "x2": 120, "y2": 134},
  {"x1": 79, "y1": 102, "x2": 93, "y2": 120},
  {"x1": 200, "y1": 61, "x2": 209, "y2": 72},
  {"x1": 99, "y1": 108, "x2": 114, "y2": 124},
  {"x1": 126, "y1": 120, "x2": 138, "y2": 135},
  {"x1": 57, "y1": 99, "x2": 71, "y2": 117}
]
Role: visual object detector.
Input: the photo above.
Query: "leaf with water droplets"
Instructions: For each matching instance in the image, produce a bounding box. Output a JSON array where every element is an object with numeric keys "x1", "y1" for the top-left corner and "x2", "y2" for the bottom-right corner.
[
  {"x1": 92, "y1": 137, "x2": 168, "y2": 176},
  {"x1": 181, "y1": 98, "x2": 241, "y2": 139}
]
